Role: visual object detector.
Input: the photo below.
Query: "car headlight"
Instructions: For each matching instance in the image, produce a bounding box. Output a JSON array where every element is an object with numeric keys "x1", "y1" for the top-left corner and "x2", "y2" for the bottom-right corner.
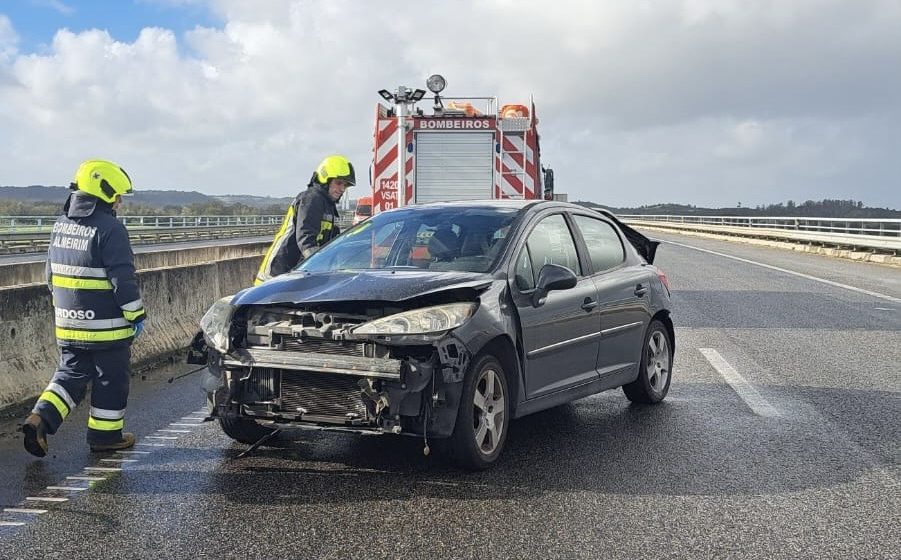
[
  {"x1": 354, "y1": 303, "x2": 476, "y2": 335},
  {"x1": 200, "y1": 296, "x2": 236, "y2": 353}
]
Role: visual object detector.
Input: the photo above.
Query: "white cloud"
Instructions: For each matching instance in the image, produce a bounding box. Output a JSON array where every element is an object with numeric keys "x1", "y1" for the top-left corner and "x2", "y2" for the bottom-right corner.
[{"x1": 0, "y1": 0, "x2": 899, "y2": 208}]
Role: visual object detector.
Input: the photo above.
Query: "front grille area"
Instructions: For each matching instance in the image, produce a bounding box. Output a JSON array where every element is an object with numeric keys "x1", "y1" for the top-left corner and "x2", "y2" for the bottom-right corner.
[
  {"x1": 279, "y1": 370, "x2": 368, "y2": 418},
  {"x1": 281, "y1": 338, "x2": 366, "y2": 357}
]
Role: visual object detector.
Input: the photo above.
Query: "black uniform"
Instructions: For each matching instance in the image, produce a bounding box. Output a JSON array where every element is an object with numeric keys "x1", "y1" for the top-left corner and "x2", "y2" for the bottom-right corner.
[
  {"x1": 255, "y1": 183, "x2": 340, "y2": 285},
  {"x1": 32, "y1": 192, "x2": 145, "y2": 445}
]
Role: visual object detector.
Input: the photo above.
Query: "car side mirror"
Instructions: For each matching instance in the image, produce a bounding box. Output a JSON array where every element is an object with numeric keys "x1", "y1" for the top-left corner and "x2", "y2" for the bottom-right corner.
[{"x1": 532, "y1": 263, "x2": 577, "y2": 307}]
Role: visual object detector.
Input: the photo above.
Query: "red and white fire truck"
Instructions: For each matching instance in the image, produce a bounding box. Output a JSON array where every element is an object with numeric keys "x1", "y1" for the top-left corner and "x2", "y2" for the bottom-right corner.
[{"x1": 369, "y1": 75, "x2": 554, "y2": 214}]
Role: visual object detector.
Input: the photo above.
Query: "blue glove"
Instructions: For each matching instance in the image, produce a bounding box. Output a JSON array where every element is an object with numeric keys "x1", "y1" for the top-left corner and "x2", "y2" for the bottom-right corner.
[{"x1": 133, "y1": 320, "x2": 145, "y2": 339}]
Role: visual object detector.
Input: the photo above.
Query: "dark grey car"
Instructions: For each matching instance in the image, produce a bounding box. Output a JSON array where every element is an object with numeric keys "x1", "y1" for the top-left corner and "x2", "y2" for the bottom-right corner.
[{"x1": 192, "y1": 200, "x2": 674, "y2": 469}]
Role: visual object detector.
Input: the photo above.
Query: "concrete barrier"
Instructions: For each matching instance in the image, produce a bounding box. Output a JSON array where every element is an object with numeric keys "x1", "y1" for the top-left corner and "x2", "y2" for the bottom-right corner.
[
  {"x1": 0, "y1": 251, "x2": 265, "y2": 410},
  {"x1": 0, "y1": 240, "x2": 270, "y2": 288}
]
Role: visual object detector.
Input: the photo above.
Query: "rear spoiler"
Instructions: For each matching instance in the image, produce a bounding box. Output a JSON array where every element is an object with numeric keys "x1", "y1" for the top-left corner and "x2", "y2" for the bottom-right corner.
[{"x1": 594, "y1": 209, "x2": 660, "y2": 264}]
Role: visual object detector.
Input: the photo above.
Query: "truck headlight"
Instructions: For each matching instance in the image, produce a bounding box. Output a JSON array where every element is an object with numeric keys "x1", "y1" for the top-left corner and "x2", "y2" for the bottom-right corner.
[
  {"x1": 200, "y1": 296, "x2": 236, "y2": 353},
  {"x1": 354, "y1": 303, "x2": 476, "y2": 335}
]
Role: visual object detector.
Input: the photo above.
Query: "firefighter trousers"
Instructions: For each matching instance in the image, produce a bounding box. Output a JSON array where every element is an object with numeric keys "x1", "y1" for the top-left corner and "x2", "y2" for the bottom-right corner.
[{"x1": 32, "y1": 345, "x2": 131, "y2": 445}]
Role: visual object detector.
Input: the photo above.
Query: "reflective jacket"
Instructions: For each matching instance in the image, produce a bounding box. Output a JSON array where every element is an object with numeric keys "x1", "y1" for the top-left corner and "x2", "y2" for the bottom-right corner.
[
  {"x1": 46, "y1": 192, "x2": 146, "y2": 348},
  {"x1": 255, "y1": 184, "x2": 340, "y2": 285}
]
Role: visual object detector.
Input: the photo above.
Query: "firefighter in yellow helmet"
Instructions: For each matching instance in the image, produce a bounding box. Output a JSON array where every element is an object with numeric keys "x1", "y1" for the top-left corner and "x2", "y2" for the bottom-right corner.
[
  {"x1": 22, "y1": 159, "x2": 146, "y2": 457},
  {"x1": 255, "y1": 155, "x2": 354, "y2": 285}
]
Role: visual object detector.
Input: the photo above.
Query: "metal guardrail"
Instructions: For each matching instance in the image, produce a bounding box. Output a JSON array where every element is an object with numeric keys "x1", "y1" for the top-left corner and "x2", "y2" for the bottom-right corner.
[
  {"x1": 0, "y1": 213, "x2": 354, "y2": 254},
  {"x1": 620, "y1": 215, "x2": 901, "y2": 252}
]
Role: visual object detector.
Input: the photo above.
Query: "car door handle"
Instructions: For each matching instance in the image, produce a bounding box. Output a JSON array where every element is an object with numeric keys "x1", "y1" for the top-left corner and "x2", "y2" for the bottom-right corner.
[
  {"x1": 581, "y1": 298, "x2": 598, "y2": 311},
  {"x1": 634, "y1": 284, "x2": 648, "y2": 297}
]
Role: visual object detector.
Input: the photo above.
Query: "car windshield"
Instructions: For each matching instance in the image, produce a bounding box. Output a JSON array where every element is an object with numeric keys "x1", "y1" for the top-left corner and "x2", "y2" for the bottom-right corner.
[
  {"x1": 355, "y1": 204, "x2": 372, "y2": 216},
  {"x1": 299, "y1": 206, "x2": 520, "y2": 273}
]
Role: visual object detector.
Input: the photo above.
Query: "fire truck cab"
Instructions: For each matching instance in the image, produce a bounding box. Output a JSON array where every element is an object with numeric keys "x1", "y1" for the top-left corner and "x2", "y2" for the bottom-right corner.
[{"x1": 370, "y1": 75, "x2": 554, "y2": 214}]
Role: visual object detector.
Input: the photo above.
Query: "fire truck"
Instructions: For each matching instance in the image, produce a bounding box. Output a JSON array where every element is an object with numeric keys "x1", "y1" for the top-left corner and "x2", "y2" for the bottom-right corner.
[{"x1": 370, "y1": 75, "x2": 554, "y2": 214}]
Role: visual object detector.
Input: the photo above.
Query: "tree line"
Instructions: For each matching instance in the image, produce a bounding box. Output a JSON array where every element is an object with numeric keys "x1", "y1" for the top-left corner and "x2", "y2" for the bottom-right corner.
[{"x1": 580, "y1": 199, "x2": 900, "y2": 219}]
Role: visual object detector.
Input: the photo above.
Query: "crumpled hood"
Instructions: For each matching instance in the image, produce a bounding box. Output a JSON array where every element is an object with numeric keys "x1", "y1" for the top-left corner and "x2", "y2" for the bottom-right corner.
[{"x1": 233, "y1": 270, "x2": 494, "y2": 306}]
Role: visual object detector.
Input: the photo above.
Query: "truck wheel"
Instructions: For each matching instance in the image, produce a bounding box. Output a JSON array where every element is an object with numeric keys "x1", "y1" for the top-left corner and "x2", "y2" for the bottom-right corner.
[
  {"x1": 622, "y1": 319, "x2": 673, "y2": 404},
  {"x1": 449, "y1": 354, "x2": 510, "y2": 470}
]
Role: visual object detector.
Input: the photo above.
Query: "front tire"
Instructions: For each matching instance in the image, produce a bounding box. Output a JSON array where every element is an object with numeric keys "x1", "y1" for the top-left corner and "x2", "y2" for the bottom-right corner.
[
  {"x1": 207, "y1": 394, "x2": 276, "y2": 445},
  {"x1": 449, "y1": 354, "x2": 510, "y2": 470},
  {"x1": 622, "y1": 319, "x2": 673, "y2": 404}
]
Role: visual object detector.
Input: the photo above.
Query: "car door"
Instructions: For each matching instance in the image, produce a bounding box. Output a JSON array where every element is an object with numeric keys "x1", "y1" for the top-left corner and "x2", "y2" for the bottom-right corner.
[
  {"x1": 571, "y1": 214, "x2": 654, "y2": 378},
  {"x1": 510, "y1": 213, "x2": 602, "y2": 399}
]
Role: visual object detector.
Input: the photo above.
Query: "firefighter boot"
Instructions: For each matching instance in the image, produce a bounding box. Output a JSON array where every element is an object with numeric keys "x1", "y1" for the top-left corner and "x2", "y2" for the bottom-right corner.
[
  {"x1": 89, "y1": 432, "x2": 135, "y2": 452},
  {"x1": 22, "y1": 414, "x2": 49, "y2": 458}
]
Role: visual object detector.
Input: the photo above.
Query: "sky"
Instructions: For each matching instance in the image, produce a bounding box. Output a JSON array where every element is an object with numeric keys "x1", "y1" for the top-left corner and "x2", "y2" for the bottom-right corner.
[{"x1": 0, "y1": 0, "x2": 899, "y2": 209}]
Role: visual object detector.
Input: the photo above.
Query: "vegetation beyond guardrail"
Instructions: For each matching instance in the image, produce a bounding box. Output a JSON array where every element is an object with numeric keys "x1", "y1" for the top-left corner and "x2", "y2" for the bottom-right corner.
[{"x1": 620, "y1": 215, "x2": 901, "y2": 253}]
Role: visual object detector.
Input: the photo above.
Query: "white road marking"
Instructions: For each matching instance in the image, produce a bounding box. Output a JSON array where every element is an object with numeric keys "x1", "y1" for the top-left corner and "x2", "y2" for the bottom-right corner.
[
  {"x1": 116, "y1": 450, "x2": 151, "y2": 454},
  {"x1": 875, "y1": 307, "x2": 895, "y2": 311},
  {"x1": 157, "y1": 429, "x2": 191, "y2": 433},
  {"x1": 666, "y1": 240, "x2": 901, "y2": 304},
  {"x1": 100, "y1": 458, "x2": 138, "y2": 463},
  {"x1": 0, "y1": 521, "x2": 26, "y2": 526},
  {"x1": 67, "y1": 476, "x2": 104, "y2": 482},
  {"x1": 46, "y1": 486, "x2": 88, "y2": 492},
  {"x1": 136, "y1": 443, "x2": 168, "y2": 447},
  {"x1": 146, "y1": 436, "x2": 178, "y2": 440},
  {"x1": 169, "y1": 423, "x2": 200, "y2": 427},
  {"x1": 3, "y1": 508, "x2": 47, "y2": 515},
  {"x1": 84, "y1": 467, "x2": 122, "y2": 472},
  {"x1": 699, "y1": 348, "x2": 780, "y2": 417},
  {"x1": 25, "y1": 497, "x2": 68, "y2": 503}
]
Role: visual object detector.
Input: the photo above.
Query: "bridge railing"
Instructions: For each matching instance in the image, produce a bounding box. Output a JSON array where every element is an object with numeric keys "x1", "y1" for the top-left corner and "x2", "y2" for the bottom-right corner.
[
  {"x1": 0, "y1": 213, "x2": 354, "y2": 254},
  {"x1": 619, "y1": 215, "x2": 901, "y2": 252}
]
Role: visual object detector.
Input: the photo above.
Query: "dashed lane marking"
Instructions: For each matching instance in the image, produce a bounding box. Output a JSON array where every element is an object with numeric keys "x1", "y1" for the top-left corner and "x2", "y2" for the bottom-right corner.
[
  {"x1": 146, "y1": 436, "x2": 178, "y2": 440},
  {"x1": 100, "y1": 458, "x2": 138, "y2": 463},
  {"x1": 115, "y1": 450, "x2": 151, "y2": 454},
  {"x1": 169, "y1": 423, "x2": 200, "y2": 427},
  {"x1": 136, "y1": 442, "x2": 169, "y2": 447},
  {"x1": 699, "y1": 348, "x2": 780, "y2": 417},
  {"x1": 3, "y1": 508, "x2": 47, "y2": 515},
  {"x1": 157, "y1": 429, "x2": 192, "y2": 433},
  {"x1": 0, "y1": 521, "x2": 26, "y2": 527},
  {"x1": 46, "y1": 486, "x2": 88, "y2": 492},
  {"x1": 25, "y1": 497, "x2": 68, "y2": 503},
  {"x1": 666, "y1": 240, "x2": 901, "y2": 304},
  {"x1": 67, "y1": 476, "x2": 104, "y2": 482},
  {"x1": 84, "y1": 467, "x2": 122, "y2": 472}
]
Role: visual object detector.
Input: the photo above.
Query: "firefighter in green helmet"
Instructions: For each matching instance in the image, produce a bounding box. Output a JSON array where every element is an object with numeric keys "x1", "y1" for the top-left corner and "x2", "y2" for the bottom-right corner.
[
  {"x1": 255, "y1": 155, "x2": 355, "y2": 285},
  {"x1": 22, "y1": 159, "x2": 146, "y2": 457}
]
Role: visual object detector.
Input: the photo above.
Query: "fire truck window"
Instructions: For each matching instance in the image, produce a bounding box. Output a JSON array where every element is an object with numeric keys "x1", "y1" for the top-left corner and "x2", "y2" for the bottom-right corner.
[
  {"x1": 525, "y1": 214, "x2": 581, "y2": 279},
  {"x1": 572, "y1": 215, "x2": 625, "y2": 273}
]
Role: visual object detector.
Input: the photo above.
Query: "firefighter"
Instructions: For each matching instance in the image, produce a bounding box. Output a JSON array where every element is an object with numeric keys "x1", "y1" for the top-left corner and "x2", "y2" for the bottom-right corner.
[
  {"x1": 22, "y1": 159, "x2": 147, "y2": 457},
  {"x1": 254, "y1": 155, "x2": 355, "y2": 285}
]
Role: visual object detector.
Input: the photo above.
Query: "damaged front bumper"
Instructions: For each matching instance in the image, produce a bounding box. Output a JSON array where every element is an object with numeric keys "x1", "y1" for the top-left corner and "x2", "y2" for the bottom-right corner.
[{"x1": 200, "y1": 333, "x2": 472, "y2": 438}]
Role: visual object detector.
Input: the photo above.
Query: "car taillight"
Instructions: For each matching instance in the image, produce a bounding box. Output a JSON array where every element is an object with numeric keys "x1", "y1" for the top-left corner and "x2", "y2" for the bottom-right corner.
[{"x1": 657, "y1": 270, "x2": 671, "y2": 296}]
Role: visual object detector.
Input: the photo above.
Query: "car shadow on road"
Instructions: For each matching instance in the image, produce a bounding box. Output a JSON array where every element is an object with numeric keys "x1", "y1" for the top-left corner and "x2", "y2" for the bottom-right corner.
[{"x1": 94, "y1": 381, "x2": 900, "y2": 507}]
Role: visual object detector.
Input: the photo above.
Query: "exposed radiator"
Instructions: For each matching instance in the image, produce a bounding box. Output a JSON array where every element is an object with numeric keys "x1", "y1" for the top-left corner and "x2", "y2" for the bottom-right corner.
[{"x1": 279, "y1": 370, "x2": 368, "y2": 418}]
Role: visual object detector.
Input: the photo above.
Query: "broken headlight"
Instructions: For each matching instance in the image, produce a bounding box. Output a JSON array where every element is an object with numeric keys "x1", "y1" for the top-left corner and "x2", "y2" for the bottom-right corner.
[
  {"x1": 353, "y1": 303, "x2": 476, "y2": 335},
  {"x1": 200, "y1": 296, "x2": 236, "y2": 353}
]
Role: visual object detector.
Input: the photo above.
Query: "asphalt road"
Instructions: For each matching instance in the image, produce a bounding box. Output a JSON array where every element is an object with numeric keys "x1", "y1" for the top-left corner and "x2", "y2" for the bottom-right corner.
[{"x1": 0, "y1": 231, "x2": 898, "y2": 559}]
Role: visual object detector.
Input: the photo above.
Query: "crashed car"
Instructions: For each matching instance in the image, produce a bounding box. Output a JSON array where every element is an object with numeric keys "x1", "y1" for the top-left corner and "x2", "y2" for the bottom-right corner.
[{"x1": 191, "y1": 200, "x2": 674, "y2": 469}]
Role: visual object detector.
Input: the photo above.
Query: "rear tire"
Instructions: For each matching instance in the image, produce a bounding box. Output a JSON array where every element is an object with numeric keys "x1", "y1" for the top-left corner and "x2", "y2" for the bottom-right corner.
[
  {"x1": 623, "y1": 319, "x2": 673, "y2": 404},
  {"x1": 449, "y1": 354, "x2": 510, "y2": 470}
]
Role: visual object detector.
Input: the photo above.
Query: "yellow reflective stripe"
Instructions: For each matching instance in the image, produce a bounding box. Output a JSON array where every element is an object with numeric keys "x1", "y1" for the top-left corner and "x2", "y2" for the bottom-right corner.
[
  {"x1": 52, "y1": 276, "x2": 113, "y2": 290},
  {"x1": 88, "y1": 417, "x2": 124, "y2": 431},
  {"x1": 257, "y1": 206, "x2": 295, "y2": 280},
  {"x1": 56, "y1": 326, "x2": 135, "y2": 342},
  {"x1": 122, "y1": 308, "x2": 145, "y2": 322},
  {"x1": 39, "y1": 391, "x2": 70, "y2": 419},
  {"x1": 316, "y1": 219, "x2": 333, "y2": 243}
]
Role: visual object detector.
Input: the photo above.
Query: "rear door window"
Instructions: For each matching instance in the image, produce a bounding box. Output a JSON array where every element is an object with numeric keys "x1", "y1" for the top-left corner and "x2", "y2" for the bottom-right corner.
[{"x1": 572, "y1": 215, "x2": 625, "y2": 273}]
